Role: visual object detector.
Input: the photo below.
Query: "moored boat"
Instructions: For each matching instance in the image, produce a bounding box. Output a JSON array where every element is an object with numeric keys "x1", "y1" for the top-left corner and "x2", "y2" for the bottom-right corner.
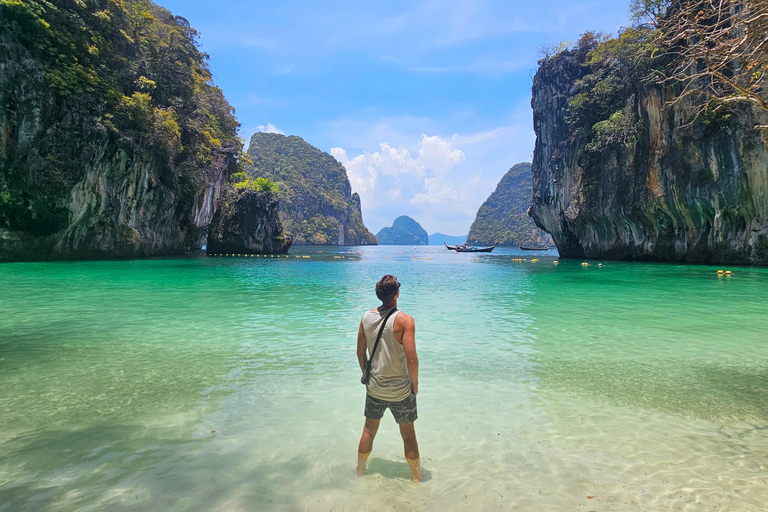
[
  {"x1": 519, "y1": 244, "x2": 549, "y2": 251},
  {"x1": 455, "y1": 242, "x2": 497, "y2": 253}
]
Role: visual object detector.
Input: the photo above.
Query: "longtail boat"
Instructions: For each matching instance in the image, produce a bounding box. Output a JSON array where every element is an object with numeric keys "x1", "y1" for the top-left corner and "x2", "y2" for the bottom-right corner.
[
  {"x1": 455, "y1": 242, "x2": 497, "y2": 253},
  {"x1": 519, "y1": 244, "x2": 549, "y2": 251}
]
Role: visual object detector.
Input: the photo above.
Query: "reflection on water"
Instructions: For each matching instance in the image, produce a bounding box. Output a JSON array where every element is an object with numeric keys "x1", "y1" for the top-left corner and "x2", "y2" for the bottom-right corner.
[{"x1": 1, "y1": 247, "x2": 768, "y2": 511}]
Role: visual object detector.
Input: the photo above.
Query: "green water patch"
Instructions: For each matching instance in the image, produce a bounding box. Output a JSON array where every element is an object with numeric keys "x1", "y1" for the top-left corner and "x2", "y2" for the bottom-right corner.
[{"x1": 2, "y1": 247, "x2": 768, "y2": 511}]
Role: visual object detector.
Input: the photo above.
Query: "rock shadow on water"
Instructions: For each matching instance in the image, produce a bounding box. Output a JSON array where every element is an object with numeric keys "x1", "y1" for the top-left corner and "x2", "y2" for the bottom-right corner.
[{"x1": 364, "y1": 458, "x2": 432, "y2": 482}]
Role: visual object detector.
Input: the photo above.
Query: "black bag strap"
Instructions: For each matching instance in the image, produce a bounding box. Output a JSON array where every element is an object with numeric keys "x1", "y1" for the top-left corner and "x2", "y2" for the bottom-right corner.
[{"x1": 368, "y1": 307, "x2": 398, "y2": 366}]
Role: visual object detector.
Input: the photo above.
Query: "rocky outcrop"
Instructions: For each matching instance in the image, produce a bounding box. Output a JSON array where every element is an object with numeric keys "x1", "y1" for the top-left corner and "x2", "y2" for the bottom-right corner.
[
  {"x1": 244, "y1": 133, "x2": 377, "y2": 245},
  {"x1": 376, "y1": 216, "x2": 428, "y2": 245},
  {"x1": 468, "y1": 163, "x2": 553, "y2": 246},
  {"x1": 0, "y1": 1, "x2": 241, "y2": 261},
  {"x1": 207, "y1": 188, "x2": 291, "y2": 254},
  {"x1": 530, "y1": 45, "x2": 768, "y2": 265}
]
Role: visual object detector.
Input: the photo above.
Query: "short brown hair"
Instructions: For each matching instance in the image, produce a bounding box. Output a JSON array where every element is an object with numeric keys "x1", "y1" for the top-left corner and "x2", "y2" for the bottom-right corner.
[{"x1": 376, "y1": 274, "x2": 399, "y2": 302}]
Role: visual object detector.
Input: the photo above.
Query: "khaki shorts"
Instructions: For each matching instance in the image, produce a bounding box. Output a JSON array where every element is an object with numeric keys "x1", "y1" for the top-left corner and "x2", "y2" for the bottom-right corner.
[{"x1": 364, "y1": 392, "x2": 417, "y2": 424}]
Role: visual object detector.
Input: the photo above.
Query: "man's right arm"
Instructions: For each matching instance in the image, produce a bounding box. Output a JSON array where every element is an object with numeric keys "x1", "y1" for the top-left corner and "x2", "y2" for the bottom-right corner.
[{"x1": 401, "y1": 314, "x2": 419, "y2": 395}]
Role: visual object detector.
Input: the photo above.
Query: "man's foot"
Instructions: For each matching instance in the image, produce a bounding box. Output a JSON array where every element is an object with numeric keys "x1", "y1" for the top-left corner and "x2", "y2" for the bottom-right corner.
[
  {"x1": 407, "y1": 457, "x2": 421, "y2": 482},
  {"x1": 356, "y1": 451, "x2": 371, "y2": 476}
]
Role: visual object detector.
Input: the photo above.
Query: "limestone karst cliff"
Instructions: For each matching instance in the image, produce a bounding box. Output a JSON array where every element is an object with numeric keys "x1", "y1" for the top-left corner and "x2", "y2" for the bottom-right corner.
[
  {"x1": 244, "y1": 132, "x2": 376, "y2": 245},
  {"x1": 468, "y1": 163, "x2": 553, "y2": 247},
  {"x1": 0, "y1": 0, "x2": 244, "y2": 260},
  {"x1": 530, "y1": 34, "x2": 768, "y2": 265}
]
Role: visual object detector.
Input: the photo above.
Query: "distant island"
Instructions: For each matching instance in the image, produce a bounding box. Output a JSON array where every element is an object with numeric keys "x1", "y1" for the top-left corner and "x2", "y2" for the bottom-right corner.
[
  {"x1": 376, "y1": 216, "x2": 428, "y2": 245},
  {"x1": 428, "y1": 233, "x2": 467, "y2": 246},
  {"x1": 467, "y1": 163, "x2": 552, "y2": 247}
]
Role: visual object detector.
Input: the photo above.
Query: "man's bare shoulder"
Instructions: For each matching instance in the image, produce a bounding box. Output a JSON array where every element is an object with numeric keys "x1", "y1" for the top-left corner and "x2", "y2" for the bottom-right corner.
[{"x1": 394, "y1": 311, "x2": 414, "y2": 327}]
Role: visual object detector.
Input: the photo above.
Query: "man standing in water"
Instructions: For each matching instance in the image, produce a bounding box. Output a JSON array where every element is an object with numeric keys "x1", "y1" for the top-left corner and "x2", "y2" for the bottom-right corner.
[{"x1": 356, "y1": 274, "x2": 421, "y2": 482}]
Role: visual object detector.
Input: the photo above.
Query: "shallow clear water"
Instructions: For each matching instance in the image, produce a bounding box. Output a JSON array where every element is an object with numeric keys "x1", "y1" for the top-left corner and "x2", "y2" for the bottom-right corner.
[{"x1": 1, "y1": 246, "x2": 767, "y2": 511}]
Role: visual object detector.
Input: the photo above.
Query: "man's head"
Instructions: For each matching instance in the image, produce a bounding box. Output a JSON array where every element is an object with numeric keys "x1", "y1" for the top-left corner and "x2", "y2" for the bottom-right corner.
[{"x1": 376, "y1": 274, "x2": 400, "y2": 303}]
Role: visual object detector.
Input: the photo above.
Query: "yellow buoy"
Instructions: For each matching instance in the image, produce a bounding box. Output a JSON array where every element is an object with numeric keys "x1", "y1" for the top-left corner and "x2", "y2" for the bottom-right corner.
[
  {"x1": 725, "y1": 270, "x2": 732, "y2": 275},
  {"x1": 717, "y1": 270, "x2": 724, "y2": 274},
  {"x1": 553, "y1": 260, "x2": 559, "y2": 265}
]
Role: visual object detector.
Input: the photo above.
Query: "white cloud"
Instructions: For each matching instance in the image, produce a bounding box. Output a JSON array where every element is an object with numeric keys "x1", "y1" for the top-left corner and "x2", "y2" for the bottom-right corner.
[
  {"x1": 417, "y1": 134, "x2": 465, "y2": 177},
  {"x1": 332, "y1": 134, "x2": 477, "y2": 233},
  {"x1": 255, "y1": 123, "x2": 284, "y2": 134},
  {"x1": 327, "y1": 103, "x2": 535, "y2": 234},
  {"x1": 411, "y1": 177, "x2": 457, "y2": 205}
]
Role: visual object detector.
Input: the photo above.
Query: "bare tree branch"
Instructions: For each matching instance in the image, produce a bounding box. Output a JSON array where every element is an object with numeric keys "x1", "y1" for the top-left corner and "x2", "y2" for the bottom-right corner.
[{"x1": 656, "y1": 0, "x2": 768, "y2": 124}]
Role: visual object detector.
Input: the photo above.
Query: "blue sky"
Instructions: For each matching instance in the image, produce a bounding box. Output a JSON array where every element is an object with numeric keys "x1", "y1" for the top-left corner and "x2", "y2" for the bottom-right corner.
[{"x1": 161, "y1": 0, "x2": 632, "y2": 235}]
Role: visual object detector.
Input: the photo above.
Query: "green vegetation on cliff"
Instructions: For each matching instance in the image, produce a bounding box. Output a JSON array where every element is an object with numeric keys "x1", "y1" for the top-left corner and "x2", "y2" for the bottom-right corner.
[
  {"x1": 0, "y1": 0, "x2": 241, "y2": 258},
  {"x1": 376, "y1": 216, "x2": 428, "y2": 245},
  {"x1": 561, "y1": 29, "x2": 660, "y2": 154},
  {"x1": 243, "y1": 132, "x2": 376, "y2": 245},
  {"x1": 529, "y1": 1, "x2": 768, "y2": 264},
  {"x1": 229, "y1": 172, "x2": 279, "y2": 193},
  {"x1": 467, "y1": 163, "x2": 552, "y2": 247}
]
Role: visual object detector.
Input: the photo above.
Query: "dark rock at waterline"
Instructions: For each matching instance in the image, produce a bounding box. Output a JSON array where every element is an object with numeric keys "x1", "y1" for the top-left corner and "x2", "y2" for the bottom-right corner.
[
  {"x1": 530, "y1": 43, "x2": 768, "y2": 265},
  {"x1": 207, "y1": 188, "x2": 292, "y2": 254}
]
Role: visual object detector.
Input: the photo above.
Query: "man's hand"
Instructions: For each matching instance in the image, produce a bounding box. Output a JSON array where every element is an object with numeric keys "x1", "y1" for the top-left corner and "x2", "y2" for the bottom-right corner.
[{"x1": 411, "y1": 381, "x2": 418, "y2": 396}]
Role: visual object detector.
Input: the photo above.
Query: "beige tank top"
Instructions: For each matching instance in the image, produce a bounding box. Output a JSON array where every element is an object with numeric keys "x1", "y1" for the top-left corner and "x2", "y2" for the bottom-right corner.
[{"x1": 362, "y1": 307, "x2": 411, "y2": 402}]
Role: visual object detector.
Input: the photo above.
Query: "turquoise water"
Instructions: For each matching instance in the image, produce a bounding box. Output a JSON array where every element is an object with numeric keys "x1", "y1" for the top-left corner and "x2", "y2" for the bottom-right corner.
[{"x1": 1, "y1": 246, "x2": 768, "y2": 511}]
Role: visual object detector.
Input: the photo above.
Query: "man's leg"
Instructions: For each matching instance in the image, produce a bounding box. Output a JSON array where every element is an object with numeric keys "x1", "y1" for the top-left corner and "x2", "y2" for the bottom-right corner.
[
  {"x1": 399, "y1": 422, "x2": 421, "y2": 482},
  {"x1": 357, "y1": 417, "x2": 380, "y2": 476}
]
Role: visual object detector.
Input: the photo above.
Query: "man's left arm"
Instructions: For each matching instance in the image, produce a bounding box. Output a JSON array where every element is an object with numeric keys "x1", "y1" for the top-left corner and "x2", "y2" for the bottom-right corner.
[
  {"x1": 401, "y1": 315, "x2": 419, "y2": 395},
  {"x1": 356, "y1": 320, "x2": 367, "y2": 372}
]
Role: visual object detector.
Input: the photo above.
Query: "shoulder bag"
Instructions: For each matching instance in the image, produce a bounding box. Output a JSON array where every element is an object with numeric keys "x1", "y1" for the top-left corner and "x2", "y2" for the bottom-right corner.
[{"x1": 360, "y1": 308, "x2": 398, "y2": 385}]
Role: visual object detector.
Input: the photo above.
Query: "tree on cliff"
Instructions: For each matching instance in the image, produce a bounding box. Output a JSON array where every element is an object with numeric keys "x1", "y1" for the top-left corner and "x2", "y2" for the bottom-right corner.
[
  {"x1": 631, "y1": 0, "x2": 673, "y2": 27},
  {"x1": 657, "y1": 0, "x2": 768, "y2": 130}
]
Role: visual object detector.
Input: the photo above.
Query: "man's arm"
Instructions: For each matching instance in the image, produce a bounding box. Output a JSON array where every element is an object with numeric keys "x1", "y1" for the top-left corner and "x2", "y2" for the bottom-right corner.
[
  {"x1": 400, "y1": 314, "x2": 419, "y2": 395},
  {"x1": 356, "y1": 320, "x2": 367, "y2": 372}
]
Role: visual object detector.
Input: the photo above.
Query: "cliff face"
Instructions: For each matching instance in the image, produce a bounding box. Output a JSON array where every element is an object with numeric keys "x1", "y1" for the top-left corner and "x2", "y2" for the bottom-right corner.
[
  {"x1": 376, "y1": 216, "x2": 428, "y2": 245},
  {"x1": 244, "y1": 133, "x2": 377, "y2": 245},
  {"x1": 207, "y1": 188, "x2": 291, "y2": 255},
  {"x1": 0, "y1": 1, "x2": 240, "y2": 261},
  {"x1": 530, "y1": 45, "x2": 768, "y2": 265},
  {"x1": 468, "y1": 163, "x2": 553, "y2": 246}
]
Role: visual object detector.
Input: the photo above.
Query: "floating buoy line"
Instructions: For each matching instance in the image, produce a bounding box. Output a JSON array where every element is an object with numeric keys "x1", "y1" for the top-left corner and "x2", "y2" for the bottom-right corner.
[{"x1": 207, "y1": 253, "x2": 307, "y2": 258}]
